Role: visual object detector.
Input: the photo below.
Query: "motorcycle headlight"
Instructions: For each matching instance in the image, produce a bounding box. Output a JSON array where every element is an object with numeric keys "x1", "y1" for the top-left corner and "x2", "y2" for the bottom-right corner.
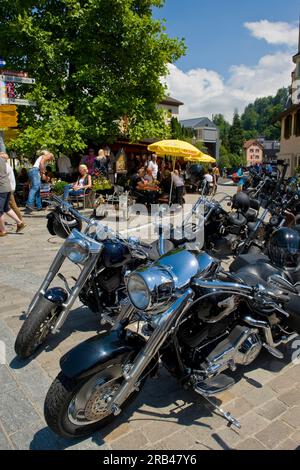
[
  {"x1": 127, "y1": 274, "x2": 151, "y2": 311},
  {"x1": 63, "y1": 239, "x2": 90, "y2": 264},
  {"x1": 127, "y1": 267, "x2": 174, "y2": 312}
]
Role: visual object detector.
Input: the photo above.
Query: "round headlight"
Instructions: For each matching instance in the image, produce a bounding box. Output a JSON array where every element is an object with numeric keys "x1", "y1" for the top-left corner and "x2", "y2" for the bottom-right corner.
[
  {"x1": 127, "y1": 274, "x2": 151, "y2": 311},
  {"x1": 63, "y1": 239, "x2": 90, "y2": 264}
]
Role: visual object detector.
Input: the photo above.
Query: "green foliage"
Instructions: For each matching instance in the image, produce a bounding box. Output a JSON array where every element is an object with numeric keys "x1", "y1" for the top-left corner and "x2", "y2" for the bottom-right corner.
[
  {"x1": 0, "y1": 0, "x2": 185, "y2": 156},
  {"x1": 241, "y1": 88, "x2": 288, "y2": 140},
  {"x1": 213, "y1": 114, "x2": 230, "y2": 150},
  {"x1": 228, "y1": 111, "x2": 244, "y2": 155},
  {"x1": 92, "y1": 176, "x2": 112, "y2": 191},
  {"x1": 52, "y1": 180, "x2": 69, "y2": 195}
]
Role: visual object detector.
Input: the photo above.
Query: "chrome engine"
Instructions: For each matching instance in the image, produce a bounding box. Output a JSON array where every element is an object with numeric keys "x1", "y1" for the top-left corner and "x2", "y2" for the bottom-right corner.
[{"x1": 203, "y1": 325, "x2": 263, "y2": 377}]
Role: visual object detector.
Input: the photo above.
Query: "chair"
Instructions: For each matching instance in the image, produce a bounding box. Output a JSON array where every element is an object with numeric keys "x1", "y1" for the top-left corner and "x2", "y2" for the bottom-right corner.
[{"x1": 69, "y1": 188, "x2": 94, "y2": 210}]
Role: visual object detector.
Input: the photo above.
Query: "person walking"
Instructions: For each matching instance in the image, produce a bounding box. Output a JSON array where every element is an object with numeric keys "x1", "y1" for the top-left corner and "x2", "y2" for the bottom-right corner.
[
  {"x1": 0, "y1": 152, "x2": 25, "y2": 231},
  {"x1": 26, "y1": 150, "x2": 54, "y2": 212},
  {"x1": 0, "y1": 155, "x2": 25, "y2": 236}
]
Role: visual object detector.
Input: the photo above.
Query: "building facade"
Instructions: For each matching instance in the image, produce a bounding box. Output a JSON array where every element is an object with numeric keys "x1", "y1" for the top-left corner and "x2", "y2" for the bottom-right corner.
[
  {"x1": 157, "y1": 96, "x2": 184, "y2": 124},
  {"x1": 278, "y1": 25, "x2": 300, "y2": 176},
  {"x1": 243, "y1": 139, "x2": 264, "y2": 166},
  {"x1": 180, "y1": 117, "x2": 220, "y2": 159}
]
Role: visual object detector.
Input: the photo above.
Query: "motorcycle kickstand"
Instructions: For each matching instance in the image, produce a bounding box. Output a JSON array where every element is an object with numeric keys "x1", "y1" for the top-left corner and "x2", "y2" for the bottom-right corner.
[{"x1": 197, "y1": 392, "x2": 241, "y2": 430}]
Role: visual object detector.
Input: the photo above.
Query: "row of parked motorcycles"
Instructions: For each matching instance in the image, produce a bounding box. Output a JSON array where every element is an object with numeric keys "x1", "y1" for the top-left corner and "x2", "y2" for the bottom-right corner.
[{"x1": 14, "y1": 162, "x2": 300, "y2": 439}]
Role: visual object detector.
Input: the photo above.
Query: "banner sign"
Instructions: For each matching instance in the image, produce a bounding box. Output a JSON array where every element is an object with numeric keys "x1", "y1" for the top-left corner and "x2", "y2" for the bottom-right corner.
[
  {"x1": 0, "y1": 98, "x2": 36, "y2": 106},
  {"x1": 0, "y1": 74, "x2": 35, "y2": 84}
]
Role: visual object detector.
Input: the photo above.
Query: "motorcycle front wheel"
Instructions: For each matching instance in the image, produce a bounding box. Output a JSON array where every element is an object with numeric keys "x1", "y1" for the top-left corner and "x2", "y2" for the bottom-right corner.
[
  {"x1": 15, "y1": 300, "x2": 60, "y2": 358},
  {"x1": 44, "y1": 366, "x2": 146, "y2": 439}
]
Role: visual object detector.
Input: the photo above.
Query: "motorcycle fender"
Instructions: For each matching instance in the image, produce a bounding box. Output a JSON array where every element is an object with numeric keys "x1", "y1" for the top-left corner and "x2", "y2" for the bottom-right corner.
[
  {"x1": 44, "y1": 287, "x2": 68, "y2": 306},
  {"x1": 60, "y1": 328, "x2": 146, "y2": 380}
]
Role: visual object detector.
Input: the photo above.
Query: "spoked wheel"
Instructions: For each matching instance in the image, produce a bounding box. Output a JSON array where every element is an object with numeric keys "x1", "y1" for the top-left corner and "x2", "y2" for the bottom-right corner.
[
  {"x1": 44, "y1": 364, "x2": 145, "y2": 439},
  {"x1": 15, "y1": 301, "x2": 60, "y2": 358}
]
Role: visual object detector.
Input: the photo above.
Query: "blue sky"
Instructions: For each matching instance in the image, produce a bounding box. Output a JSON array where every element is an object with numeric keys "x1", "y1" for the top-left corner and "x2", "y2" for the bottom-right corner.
[{"x1": 153, "y1": 0, "x2": 300, "y2": 120}]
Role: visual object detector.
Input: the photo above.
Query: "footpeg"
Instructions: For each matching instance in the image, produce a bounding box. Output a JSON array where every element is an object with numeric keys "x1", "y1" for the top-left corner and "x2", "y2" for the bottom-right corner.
[
  {"x1": 194, "y1": 374, "x2": 235, "y2": 397},
  {"x1": 194, "y1": 374, "x2": 241, "y2": 430},
  {"x1": 263, "y1": 343, "x2": 284, "y2": 359},
  {"x1": 100, "y1": 312, "x2": 116, "y2": 326}
]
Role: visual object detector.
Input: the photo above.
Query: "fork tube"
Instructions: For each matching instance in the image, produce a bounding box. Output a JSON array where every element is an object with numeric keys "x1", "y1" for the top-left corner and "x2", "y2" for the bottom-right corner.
[
  {"x1": 110, "y1": 289, "x2": 194, "y2": 411},
  {"x1": 52, "y1": 254, "x2": 100, "y2": 333},
  {"x1": 26, "y1": 247, "x2": 66, "y2": 316}
]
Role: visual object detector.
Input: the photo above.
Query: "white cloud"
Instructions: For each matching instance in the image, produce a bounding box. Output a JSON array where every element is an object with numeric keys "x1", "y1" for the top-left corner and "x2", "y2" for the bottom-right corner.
[
  {"x1": 244, "y1": 20, "x2": 298, "y2": 46},
  {"x1": 166, "y1": 20, "x2": 297, "y2": 122}
]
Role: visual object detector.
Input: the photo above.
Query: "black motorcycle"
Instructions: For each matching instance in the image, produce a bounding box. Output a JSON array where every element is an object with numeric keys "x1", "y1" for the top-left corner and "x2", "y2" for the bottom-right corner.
[
  {"x1": 15, "y1": 193, "x2": 206, "y2": 359},
  {"x1": 14, "y1": 197, "x2": 177, "y2": 359},
  {"x1": 44, "y1": 227, "x2": 300, "y2": 439}
]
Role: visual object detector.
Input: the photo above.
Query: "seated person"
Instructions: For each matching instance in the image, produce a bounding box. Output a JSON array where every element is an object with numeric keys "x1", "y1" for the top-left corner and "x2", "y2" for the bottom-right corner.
[
  {"x1": 160, "y1": 162, "x2": 171, "y2": 193},
  {"x1": 63, "y1": 164, "x2": 92, "y2": 200},
  {"x1": 204, "y1": 168, "x2": 215, "y2": 195}
]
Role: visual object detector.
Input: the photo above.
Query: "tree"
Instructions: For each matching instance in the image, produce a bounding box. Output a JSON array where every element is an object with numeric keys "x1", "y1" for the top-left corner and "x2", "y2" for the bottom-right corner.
[
  {"x1": 228, "y1": 111, "x2": 244, "y2": 155},
  {"x1": 241, "y1": 88, "x2": 288, "y2": 140},
  {"x1": 0, "y1": 0, "x2": 186, "y2": 156},
  {"x1": 213, "y1": 114, "x2": 230, "y2": 150}
]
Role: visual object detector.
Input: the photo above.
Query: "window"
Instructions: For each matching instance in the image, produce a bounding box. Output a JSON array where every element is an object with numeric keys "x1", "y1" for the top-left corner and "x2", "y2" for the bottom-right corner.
[
  {"x1": 284, "y1": 114, "x2": 293, "y2": 139},
  {"x1": 250, "y1": 148, "x2": 254, "y2": 153},
  {"x1": 295, "y1": 109, "x2": 300, "y2": 137},
  {"x1": 255, "y1": 149, "x2": 260, "y2": 153}
]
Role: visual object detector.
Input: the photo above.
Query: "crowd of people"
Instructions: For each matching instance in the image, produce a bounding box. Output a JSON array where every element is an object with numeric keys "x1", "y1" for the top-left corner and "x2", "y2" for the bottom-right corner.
[{"x1": 1, "y1": 146, "x2": 224, "y2": 227}]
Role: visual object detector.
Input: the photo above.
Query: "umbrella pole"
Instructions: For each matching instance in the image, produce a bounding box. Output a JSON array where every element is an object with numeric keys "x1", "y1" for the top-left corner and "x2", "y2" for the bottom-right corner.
[{"x1": 169, "y1": 158, "x2": 175, "y2": 206}]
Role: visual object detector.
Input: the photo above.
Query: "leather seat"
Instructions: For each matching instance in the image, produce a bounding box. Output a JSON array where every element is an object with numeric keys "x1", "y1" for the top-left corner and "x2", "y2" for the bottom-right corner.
[
  {"x1": 244, "y1": 208, "x2": 257, "y2": 222},
  {"x1": 228, "y1": 213, "x2": 247, "y2": 227}
]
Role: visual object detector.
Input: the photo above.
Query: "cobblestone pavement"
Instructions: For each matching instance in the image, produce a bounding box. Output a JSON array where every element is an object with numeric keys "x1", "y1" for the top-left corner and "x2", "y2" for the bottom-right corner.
[{"x1": 0, "y1": 191, "x2": 299, "y2": 450}]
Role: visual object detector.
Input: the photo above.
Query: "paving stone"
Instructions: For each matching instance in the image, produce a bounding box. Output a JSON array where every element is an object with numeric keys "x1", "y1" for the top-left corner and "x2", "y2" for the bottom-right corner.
[
  {"x1": 235, "y1": 438, "x2": 268, "y2": 450},
  {"x1": 244, "y1": 385, "x2": 277, "y2": 407},
  {"x1": 275, "y1": 438, "x2": 299, "y2": 450},
  {"x1": 268, "y1": 372, "x2": 296, "y2": 393},
  {"x1": 156, "y1": 430, "x2": 196, "y2": 450},
  {"x1": 257, "y1": 399, "x2": 288, "y2": 421},
  {"x1": 0, "y1": 387, "x2": 40, "y2": 435},
  {"x1": 278, "y1": 388, "x2": 300, "y2": 407},
  {"x1": 210, "y1": 427, "x2": 242, "y2": 450},
  {"x1": 237, "y1": 412, "x2": 269, "y2": 436},
  {"x1": 255, "y1": 420, "x2": 294, "y2": 449},
  {"x1": 0, "y1": 426, "x2": 14, "y2": 449},
  {"x1": 110, "y1": 430, "x2": 148, "y2": 450},
  {"x1": 142, "y1": 420, "x2": 180, "y2": 444},
  {"x1": 281, "y1": 406, "x2": 300, "y2": 429},
  {"x1": 0, "y1": 365, "x2": 18, "y2": 394},
  {"x1": 104, "y1": 423, "x2": 132, "y2": 443},
  {"x1": 225, "y1": 398, "x2": 253, "y2": 419}
]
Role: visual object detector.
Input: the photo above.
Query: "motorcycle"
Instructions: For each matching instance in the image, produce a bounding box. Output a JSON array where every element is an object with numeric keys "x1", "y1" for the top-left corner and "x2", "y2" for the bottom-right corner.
[
  {"x1": 14, "y1": 196, "x2": 177, "y2": 359},
  {"x1": 44, "y1": 245, "x2": 300, "y2": 439}
]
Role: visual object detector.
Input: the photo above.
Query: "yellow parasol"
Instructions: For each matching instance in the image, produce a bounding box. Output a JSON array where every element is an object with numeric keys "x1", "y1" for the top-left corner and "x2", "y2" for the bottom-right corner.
[
  {"x1": 148, "y1": 140, "x2": 205, "y2": 205},
  {"x1": 185, "y1": 154, "x2": 216, "y2": 164},
  {"x1": 148, "y1": 139, "x2": 202, "y2": 158}
]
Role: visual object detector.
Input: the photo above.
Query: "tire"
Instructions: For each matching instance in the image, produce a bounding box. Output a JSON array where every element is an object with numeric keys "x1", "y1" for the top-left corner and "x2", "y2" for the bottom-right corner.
[
  {"x1": 15, "y1": 300, "x2": 59, "y2": 358},
  {"x1": 44, "y1": 367, "x2": 145, "y2": 439}
]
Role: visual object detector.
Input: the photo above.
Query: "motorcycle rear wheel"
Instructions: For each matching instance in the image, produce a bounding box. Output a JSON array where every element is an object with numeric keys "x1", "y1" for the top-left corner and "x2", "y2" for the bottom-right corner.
[
  {"x1": 44, "y1": 367, "x2": 146, "y2": 439},
  {"x1": 15, "y1": 301, "x2": 59, "y2": 358}
]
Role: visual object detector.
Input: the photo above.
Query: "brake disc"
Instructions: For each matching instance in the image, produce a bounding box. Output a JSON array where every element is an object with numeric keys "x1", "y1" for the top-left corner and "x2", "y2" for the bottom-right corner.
[{"x1": 84, "y1": 383, "x2": 120, "y2": 421}]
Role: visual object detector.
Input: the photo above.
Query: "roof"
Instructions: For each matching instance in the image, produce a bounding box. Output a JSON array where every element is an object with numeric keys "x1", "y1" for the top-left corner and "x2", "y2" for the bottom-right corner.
[
  {"x1": 243, "y1": 139, "x2": 264, "y2": 150},
  {"x1": 180, "y1": 117, "x2": 217, "y2": 129},
  {"x1": 160, "y1": 96, "x2": 184, "y2": 106}
]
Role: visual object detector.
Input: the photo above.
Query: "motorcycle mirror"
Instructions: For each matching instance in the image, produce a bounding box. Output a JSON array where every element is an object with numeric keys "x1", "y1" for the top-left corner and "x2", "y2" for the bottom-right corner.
[{"x1": 268, "y1": 275, "x2": 298, "y2": 295}]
